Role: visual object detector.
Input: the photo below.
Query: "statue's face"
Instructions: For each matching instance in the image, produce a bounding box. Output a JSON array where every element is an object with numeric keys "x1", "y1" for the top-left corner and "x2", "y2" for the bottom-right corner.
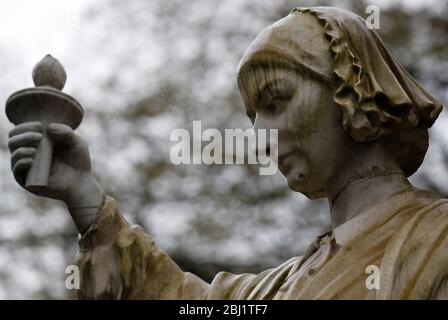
[
  {"x1": 241, "y1": 68, "x2": 352, "y2": 198},
  {"x1": 237, "y1": 15, "x2": 356, "y2": 198}
]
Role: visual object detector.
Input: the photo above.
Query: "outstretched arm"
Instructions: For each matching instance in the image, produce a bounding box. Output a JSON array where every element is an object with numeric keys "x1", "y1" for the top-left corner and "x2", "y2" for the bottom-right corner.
[
  {"x1": 8, "y1": 122, "x2": 294, "y2": 300},
  {"x1": 76, "y1": 197, "x2": 298, "y2": 300},
  {"x1": 8, "y1": 122, "x2": 209, "y2": 299}
]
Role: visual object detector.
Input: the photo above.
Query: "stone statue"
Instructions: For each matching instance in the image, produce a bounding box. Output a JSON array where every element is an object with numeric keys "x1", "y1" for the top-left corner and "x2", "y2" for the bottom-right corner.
[{"x1": 6, "y1": 7, "x2": 448, "y2": 299}]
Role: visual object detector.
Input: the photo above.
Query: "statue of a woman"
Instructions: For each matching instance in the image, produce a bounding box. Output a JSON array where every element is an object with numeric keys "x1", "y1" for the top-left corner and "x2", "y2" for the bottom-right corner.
[{"x1": 7, "y1": 7, "x2": 448, "y2": 299}]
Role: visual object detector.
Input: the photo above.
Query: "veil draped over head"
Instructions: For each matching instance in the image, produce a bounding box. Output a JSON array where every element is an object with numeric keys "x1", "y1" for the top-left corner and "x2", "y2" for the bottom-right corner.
[{"x1": 237, "y1": 7, "x2": 443, "y2": 176}]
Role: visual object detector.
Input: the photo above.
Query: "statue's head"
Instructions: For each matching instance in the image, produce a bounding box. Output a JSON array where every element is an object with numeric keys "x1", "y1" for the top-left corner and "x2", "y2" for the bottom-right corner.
[{"x1": 237, "y1": 7, "x2": 442, "y2": 198}]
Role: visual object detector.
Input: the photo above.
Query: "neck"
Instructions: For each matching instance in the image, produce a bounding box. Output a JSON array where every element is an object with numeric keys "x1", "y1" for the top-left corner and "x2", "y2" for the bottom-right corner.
[{"x1": 324, "y1": 142, "x2": 413, "y2": 229}]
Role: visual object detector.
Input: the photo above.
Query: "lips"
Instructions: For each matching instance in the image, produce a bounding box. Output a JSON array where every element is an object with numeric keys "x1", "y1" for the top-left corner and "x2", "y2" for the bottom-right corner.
[{"x1": 277, "y1": 150, "x2": 295, "y2": 174}]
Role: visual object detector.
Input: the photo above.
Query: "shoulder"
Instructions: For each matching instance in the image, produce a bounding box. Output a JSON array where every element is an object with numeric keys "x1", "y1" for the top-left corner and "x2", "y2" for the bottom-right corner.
[
  {"x1": 379, "y1": 192, "x2": 448, "y2": 299},
  {"x1": 393, "y1": 190, "x2": 448, "y2": 260}
]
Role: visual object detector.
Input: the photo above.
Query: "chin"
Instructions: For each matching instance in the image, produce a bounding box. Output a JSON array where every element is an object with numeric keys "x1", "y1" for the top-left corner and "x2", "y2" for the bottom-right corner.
[
  {"x1": 286, "y1": 173, "x2": 325, "y2": 199},
  {"x1": 285, "y1": 172, "x2": 306, "y2": 192},
  {"x1": 284, "y1": 167, "x2": 305, "y2": 186}
]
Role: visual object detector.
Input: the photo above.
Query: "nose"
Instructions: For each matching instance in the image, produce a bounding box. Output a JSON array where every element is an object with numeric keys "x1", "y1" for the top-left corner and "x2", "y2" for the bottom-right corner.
[
  {"x1": 253, "y1": 115, "x2": 266, "y2": 131},
  {"x1": 253, "y1": 116, "x2": 271, "y2": 158}
]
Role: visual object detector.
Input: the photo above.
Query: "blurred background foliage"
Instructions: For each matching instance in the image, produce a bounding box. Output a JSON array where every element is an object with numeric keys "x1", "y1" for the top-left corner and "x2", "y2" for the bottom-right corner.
[{"x1": 0, "y1": 0, "x2": 447, "y2": 298}]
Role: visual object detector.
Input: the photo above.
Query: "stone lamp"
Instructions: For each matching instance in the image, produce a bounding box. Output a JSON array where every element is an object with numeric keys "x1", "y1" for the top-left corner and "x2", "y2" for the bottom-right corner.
[{"x1": 5, "y1": 55, "x2": 84, "y2": 193}]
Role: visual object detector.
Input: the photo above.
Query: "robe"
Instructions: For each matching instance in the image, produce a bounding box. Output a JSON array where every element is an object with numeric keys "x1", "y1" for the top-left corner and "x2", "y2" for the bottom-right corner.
[{"x1": 77, "y1": 187, "x2": 448, "y2": 299}]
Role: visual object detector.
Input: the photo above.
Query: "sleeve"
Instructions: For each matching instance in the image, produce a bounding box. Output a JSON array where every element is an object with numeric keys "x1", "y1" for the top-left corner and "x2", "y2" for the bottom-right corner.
[
  {"x1": 76, "y1": 196, "x2": 299, "y2": 300},
  {"x1": 77, "y1": 196, "x2": 210, "y2": 299},
  {"x1": 204, "y1": 256, "x2": 299, "y2": 300}
]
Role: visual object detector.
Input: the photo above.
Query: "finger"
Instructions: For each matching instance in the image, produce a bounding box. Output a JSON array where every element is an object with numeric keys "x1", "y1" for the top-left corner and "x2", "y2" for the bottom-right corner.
[
  {"x1": 8, "y1": 132, "x2": 42, "y2": 153},
  {"x1": 11, "y1": 147, "x2": 36, "y2": 168},
  {"x1": 8, "y1": 122, "x2": 43, "y2": 138},
  {"x1": 12, "y1": 158, "x2": 33, "y2": 187},
  {"x1": 47, "y1": 123, "x2": 76, "y2": 146}
]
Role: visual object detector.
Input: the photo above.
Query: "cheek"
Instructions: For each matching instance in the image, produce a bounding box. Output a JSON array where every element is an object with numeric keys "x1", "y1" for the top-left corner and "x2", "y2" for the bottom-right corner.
[
  {"x1": 287, "y1": 83, "x2": 330, "y2": 144},
  {"x1": 285, "y1": 87, "x2": 337, "y2": 188}
]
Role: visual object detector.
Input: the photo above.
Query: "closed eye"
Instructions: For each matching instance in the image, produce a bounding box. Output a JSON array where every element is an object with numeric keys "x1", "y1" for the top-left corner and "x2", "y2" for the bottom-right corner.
[{"x1": 262, "y1": 96, "x2": 287, "y2": 116}]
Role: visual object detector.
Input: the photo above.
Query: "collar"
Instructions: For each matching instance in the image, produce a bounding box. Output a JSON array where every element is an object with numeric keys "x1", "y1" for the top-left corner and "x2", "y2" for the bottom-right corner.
[{"x1": 332, "y1": 188, "x2": 415, "y2": 246}]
